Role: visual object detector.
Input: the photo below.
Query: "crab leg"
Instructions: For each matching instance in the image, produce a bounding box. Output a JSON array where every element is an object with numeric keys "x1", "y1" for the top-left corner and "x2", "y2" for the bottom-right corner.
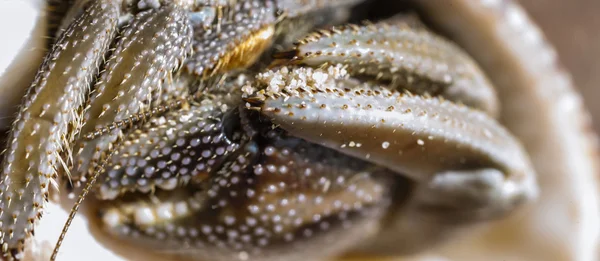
[
  {"x1": 276, "y1": 20, "x2": 499, "y2": 115},
  {"x1": 98, "y1": 131, "x2": 392, "y2": 261},
  {"x1": 0, "y1": 1, "x2": 120, "y2": 258},
  {"x1": 248, "y1": 65, "x2": 537, "y2": 220},
  {"x1": 71, "y1": 4, "x2": 193, "y2": 185}
]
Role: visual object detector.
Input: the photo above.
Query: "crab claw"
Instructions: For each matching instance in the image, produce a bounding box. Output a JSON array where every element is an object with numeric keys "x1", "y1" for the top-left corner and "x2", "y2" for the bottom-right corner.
[{"x1": 247, "y1": 64, "x2": 538, "y2": 235}]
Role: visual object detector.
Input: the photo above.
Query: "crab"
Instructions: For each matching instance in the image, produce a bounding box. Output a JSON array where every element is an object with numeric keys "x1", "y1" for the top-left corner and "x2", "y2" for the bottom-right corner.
[{"x1": 0, "y1": 0, "x2": 552, "y2": 260}]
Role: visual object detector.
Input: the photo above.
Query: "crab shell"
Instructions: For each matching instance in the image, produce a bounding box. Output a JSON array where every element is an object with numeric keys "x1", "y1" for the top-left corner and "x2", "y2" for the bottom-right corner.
[{"x1": 0, "y1": 0, "x2": 598, "y2": 261}]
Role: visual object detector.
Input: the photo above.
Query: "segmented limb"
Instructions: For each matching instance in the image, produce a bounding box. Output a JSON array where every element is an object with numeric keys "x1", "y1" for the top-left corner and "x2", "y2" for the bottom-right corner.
[
  {"x1": 97, "y1": 127, "x2": 392, "y2": 261},
  {"x1": 0, "y1": 1, "x2": 120, "y2": 258},
  {"x1": 247, "y1": 65, "x2": 537, "y2": 222},
  {"x1": 52, "y1": 7, "x2": 193, "y2": 257},
  {"x1": 71, "y1": 4, "x2": 193, "y2": 185},
  {"x1": 275, "y1": 19, "x2": 499, "y2": 115}
]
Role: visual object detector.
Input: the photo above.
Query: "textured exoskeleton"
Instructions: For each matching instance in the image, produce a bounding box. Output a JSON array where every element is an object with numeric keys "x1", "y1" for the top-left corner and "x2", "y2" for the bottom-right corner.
[{"x1": 0, "y1": 0, "x2": 540, "y2": 260}]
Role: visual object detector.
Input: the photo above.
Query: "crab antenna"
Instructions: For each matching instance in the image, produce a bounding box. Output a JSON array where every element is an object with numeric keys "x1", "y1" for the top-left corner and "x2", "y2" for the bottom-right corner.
[{"x1": 50, "y1": 152, "x2": 114, "y2": 261}]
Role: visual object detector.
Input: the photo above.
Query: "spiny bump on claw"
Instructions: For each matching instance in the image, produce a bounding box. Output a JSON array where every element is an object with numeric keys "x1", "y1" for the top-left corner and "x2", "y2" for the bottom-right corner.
[{"x1": 242, "y1": 63, "x2": 350, "y2": 104}]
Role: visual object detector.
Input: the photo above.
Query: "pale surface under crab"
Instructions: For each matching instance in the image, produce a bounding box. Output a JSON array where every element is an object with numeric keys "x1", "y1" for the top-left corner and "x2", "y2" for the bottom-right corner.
[
  {"x1": 20, "y1": 191, "x2": 198, "y2": 261},
  {"x1": 0, "y1": 0, "x2": 46, "y2": 130},
  {"x1": 21, "y1": 200, "x2": 126, "y2": 261},
  {"x1": 1, "y1": 1, "x2": 599, "y2": 261}
]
